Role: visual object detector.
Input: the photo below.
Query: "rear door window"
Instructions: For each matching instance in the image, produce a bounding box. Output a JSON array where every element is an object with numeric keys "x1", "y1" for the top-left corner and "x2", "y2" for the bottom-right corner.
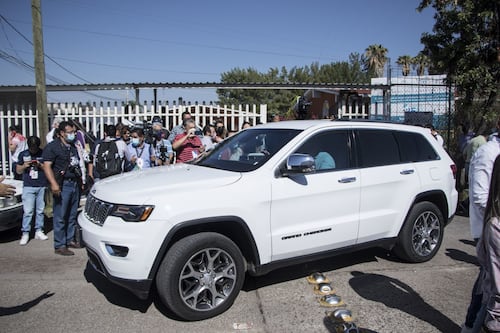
[{"x1": 357, "y1": 129, "x2": 399, "y2": 167}]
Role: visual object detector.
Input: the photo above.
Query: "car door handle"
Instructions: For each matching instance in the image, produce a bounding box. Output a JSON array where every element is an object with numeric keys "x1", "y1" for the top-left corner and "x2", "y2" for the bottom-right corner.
[
  {"x1": 338, "y1": 177, "x2": 356, "y2": 183},
  {"x1": 400, "y1": 169, "x2": 415, "y2": 175}
]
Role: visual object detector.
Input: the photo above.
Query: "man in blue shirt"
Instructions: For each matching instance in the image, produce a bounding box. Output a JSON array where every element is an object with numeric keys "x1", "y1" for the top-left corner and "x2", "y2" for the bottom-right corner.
[
  {"x1": 43, "y1": 121, "x2": 83, "y2": 256},
  {"x1": 16, "y1": 136, "x2": 48, "y2": 245}
]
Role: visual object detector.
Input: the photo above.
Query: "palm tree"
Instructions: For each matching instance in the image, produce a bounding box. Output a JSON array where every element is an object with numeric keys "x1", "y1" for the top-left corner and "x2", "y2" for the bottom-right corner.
[
  {"x1": 412, "y1": 53, "x2": 430, "y2": 76},
  {"x1": 396, "y1": 55, "x2": 413, "y2": 76},
  {"x1": 364, "y1": 44, "x2": 388, "y2": 77}
]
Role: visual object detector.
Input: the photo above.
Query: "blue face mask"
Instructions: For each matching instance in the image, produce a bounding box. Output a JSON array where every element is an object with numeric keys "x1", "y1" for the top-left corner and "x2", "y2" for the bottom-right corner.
[
  {"x1": 131, "y1": 138, "x2": 140, "y2": 147},
  {"x1": 66, "y1": 133, "x2": 75, "y2": 142}
]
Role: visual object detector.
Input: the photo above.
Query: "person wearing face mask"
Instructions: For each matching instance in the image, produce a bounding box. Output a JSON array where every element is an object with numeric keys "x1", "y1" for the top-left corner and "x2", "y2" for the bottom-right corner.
[
  {"x1": 151, "y1": 117, "x2": 173, "y2": 166},
  {"x1": 124, "y1": 128, "x2": 153, "y2": 170},
  {"x1": 172, "y1": 119, "x2": 205, "y2": 163},
  {"x1": 42, "y1": 121, "x2": 84, "y2": 256},
  {"x1": 8, "y1": 125, "x2": 27, "y2": 180},
  {"x1": 16, "y1": 136, "x2": 48, "y2": 246}
]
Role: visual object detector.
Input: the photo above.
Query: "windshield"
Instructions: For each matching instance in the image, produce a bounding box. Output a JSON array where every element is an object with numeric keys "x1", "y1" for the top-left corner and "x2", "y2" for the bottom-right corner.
[{"x1": 195, "y1": 128, "x2": 301, "y2": 172}]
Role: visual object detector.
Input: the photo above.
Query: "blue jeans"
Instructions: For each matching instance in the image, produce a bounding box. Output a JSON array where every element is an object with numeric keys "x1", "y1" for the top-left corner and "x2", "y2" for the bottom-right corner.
[
  {"x1": 52, "y1": 180, "x2": 80, "y2": 249},
  {"x1": 21, "y1": 186, "x2": 46, "y2": 233}
]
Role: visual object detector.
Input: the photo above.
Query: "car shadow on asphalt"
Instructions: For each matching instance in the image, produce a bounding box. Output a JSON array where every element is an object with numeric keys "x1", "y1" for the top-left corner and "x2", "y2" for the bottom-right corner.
[
  {"x1": 348, "y1": 271, "x2": 460, "y2": 333},
  {"x1": 83, "y1": 262, "x2": 185, "y2": 320},
  {"x1": 242, "y1": 247, "x2": 395, "y2": 291},
  {"x1": 83, "y1": 262, "x2": 152, "y2": 313}
]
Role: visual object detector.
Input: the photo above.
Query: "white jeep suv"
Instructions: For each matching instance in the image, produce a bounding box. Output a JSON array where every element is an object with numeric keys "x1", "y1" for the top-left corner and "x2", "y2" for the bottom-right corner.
[{"x1": 79, "y1": 120, "x2": 458, "y2": 321}]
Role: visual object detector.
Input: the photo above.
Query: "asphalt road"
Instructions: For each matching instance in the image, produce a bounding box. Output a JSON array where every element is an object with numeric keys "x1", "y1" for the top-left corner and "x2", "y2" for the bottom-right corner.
[{"x1": 0, "y1": 214, "x2": 478, "y2": 333}]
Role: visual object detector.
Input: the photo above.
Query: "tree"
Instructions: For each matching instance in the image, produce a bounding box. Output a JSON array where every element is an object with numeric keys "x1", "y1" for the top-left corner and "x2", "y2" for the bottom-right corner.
[
  {"x1": 411, "y1": 53, "x2": 430, "y2": 76},
  {"x1": 396, "y1": 55, "x2": 413, "y2": 76},
  {"x1": 217, "y1": 53, "x2": 373, "y2": 117},
  {"x1": 417, "y1": 0, "x2": 500, "y2": 132},
  {"x1": 364, "y1": 44, "x2": 388, "y2": 77}
]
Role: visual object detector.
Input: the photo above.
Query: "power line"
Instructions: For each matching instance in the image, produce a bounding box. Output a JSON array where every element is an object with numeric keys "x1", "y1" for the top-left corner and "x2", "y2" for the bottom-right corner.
[
  {"x1": 0, "y1": 14, "x2": 93, "y2": 84},
  {"x1": 0, "y1": 15, "x2": 121, "y2": 101}
]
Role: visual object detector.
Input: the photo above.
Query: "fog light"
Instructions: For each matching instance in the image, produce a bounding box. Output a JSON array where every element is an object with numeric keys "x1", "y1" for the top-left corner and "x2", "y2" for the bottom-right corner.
[{"x1": 105, "y1": 244, "x2": 129, "y2": 257}]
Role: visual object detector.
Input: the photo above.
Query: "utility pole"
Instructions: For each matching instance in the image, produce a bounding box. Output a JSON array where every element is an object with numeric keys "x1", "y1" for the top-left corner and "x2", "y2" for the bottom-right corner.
[{"x1": 31, "y1": 0, "x2": 49, "y2": 146}]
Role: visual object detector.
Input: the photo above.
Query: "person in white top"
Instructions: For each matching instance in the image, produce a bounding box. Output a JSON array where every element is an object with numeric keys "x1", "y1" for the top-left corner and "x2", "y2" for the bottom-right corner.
[{"x1": 469, "y1": 134, "x2": 500, "y2": 241}]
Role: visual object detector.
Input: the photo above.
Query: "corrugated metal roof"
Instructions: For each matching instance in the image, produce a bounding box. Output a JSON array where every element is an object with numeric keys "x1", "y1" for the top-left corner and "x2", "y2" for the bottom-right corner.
[{"x1": 0, "y1": 82, "x2": 389, "y2": 92}]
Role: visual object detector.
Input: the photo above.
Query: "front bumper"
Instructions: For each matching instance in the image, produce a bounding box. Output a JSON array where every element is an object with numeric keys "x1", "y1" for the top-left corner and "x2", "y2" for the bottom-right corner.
[
  {"x1": 86, "y1": 246, "x2": 152, "y2": 300},
  {"x1": 78, "y1": 210, "x2": 170, "y2": 300},
  {"x1": 0, "y1": 204, "x2": 23, "y2": 232}
]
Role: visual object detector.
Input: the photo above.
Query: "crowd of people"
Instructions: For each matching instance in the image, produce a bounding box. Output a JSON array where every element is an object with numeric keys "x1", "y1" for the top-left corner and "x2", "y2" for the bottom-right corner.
[{"x1": 3, "y1": 112, "x2": 253, "y2": 255}]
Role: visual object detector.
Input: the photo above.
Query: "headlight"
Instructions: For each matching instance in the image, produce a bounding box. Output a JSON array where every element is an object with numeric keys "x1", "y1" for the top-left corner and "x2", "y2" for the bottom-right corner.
[
  {"x1": 0, "y1": 195, "x2": 19, "y2": 209},
  {"x1": 110, "y1": 204, "x2": 154, "y2": 222}
]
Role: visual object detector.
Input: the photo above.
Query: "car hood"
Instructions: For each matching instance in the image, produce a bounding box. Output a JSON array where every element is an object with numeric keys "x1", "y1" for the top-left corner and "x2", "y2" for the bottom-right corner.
[{"x1": 91, "y1": 164, "x2": 241, "y2": 204}]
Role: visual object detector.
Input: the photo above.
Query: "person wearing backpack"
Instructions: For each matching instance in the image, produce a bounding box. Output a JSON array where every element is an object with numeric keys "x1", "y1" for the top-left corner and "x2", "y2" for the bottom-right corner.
[{"x1": 88, "y1": 124, "x2": 126, "y2": 181}]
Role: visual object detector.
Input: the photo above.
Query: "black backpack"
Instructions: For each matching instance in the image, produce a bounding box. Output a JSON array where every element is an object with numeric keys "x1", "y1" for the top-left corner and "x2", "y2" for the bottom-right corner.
[{"x1": 95, "y1": 140, "x2": 121, "y2": 178}]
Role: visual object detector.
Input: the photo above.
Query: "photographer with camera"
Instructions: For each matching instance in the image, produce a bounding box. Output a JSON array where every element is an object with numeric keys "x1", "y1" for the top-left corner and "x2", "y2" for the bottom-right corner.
[
  {"x1": 151, "y1": 117, "x2": 173, "y2": 165},
  {"x1": 168, "y1": 111, "x2": 202, "y2": 143},
  {"x1": 172, "y1": 119, "x2": 205, "y2": 163},
  {"x1": 16, "y1": 136, "x2": 48, "y2": 246},
  {"x1": 42, "y1": 121, "x2": 84, "y2": 256}
]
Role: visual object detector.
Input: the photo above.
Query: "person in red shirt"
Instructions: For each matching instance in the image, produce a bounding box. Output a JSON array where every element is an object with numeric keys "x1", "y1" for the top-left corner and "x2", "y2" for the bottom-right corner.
[{"x1": 172, "y1": 119, "x2": 204, "y2": 163}]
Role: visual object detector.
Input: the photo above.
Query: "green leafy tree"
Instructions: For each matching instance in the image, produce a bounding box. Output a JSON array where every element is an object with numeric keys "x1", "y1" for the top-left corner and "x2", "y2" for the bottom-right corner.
[
  {"x1": 397, "y1": 55, "x2": 413, "y2": 76},
  {"x1": 364, "y1": 44, "x2": 389, "y2": 77},
  {"x1": 217, "y1": 52, "x2": 372, "y2": 118},
  {"x1": 417, "y1": 0, "x2": 500, "y2": 132}
]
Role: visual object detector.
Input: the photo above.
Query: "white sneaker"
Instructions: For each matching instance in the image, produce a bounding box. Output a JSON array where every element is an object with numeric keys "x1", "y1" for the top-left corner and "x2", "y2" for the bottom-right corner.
[
  {"x1": 35, "y1": 230, "x2": 48, "y2": 241},
  {"x1": 19, "y1": 232, "x2": 29, "y2": 245}
]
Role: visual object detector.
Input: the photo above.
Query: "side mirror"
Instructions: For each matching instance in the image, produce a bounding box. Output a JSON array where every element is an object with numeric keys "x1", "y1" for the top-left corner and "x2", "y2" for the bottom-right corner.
[{"x1": 285, "y1": 153, "x2": 315, "y2": 174}]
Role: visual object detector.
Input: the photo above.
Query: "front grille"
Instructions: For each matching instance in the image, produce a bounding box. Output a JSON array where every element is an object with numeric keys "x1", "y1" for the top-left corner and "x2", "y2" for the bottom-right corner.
[{"x1": 84, "y1": 194, "x2": 114, "y2": 226}]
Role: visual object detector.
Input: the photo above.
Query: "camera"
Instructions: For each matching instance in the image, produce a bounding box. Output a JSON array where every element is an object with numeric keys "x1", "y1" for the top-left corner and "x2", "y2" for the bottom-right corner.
[
  {"x1": 159, "y1": 146, "x2": 168, "y2": 162},
  {"x1": 297, "y1": 96, "x2": 312, "y2": 120},
  {"x1": 70, "y1": 165, "x2": 82, "y2": 178}
]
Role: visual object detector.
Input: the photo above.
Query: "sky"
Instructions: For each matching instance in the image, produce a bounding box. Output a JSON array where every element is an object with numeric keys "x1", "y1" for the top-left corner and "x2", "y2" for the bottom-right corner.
[{"x1": 0, "y1": 0, "x2": 437, "y2": 104}]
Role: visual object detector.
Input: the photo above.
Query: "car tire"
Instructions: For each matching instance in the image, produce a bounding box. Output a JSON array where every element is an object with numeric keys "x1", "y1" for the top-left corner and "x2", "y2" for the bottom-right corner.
[
  {"x1": 156, "y1": 232, "x2": 245, "y2": 321},
  {"x1": 393, "y1": 201, "x2": 444, "y2": 263}
]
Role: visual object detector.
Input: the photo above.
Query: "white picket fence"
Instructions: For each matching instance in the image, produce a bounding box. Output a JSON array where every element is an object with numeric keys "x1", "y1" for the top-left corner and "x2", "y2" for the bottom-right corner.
[{"x1": 0, "y1": 102, "x2": 268, "y2": 177}]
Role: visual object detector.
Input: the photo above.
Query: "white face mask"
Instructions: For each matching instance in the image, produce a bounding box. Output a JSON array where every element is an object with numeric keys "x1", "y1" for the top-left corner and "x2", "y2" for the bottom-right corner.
[
  {"x1": 66, "y1": 133, "x2": 76, "y2": 142},
  {"x1": 131, "y1": 138, "x2": 140, "y2": 147}
]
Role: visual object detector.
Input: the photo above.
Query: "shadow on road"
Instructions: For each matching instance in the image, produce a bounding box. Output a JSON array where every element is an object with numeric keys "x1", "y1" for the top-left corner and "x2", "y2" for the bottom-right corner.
[
  {"x1": 348, "y1": 271, "x2": 460, "y2": 333},
  {"x1": 445, "y1": 248, "x2": 479, "y2": 266},
  {"x1": 0, "y1": 291, "x2": 54, "y2": 316},
  {"x1": 459, "y1": 239, "x2": 477, "y2": 247},
  {"x1": 83, "y1": 262, "x2": 152, "y2": 313},
  {"x1": 83, "y1": 262, "x2": 198, "y2": 320},
  {"x1": 243, "y1": 247, "x2": 393, "y2": 291}
]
